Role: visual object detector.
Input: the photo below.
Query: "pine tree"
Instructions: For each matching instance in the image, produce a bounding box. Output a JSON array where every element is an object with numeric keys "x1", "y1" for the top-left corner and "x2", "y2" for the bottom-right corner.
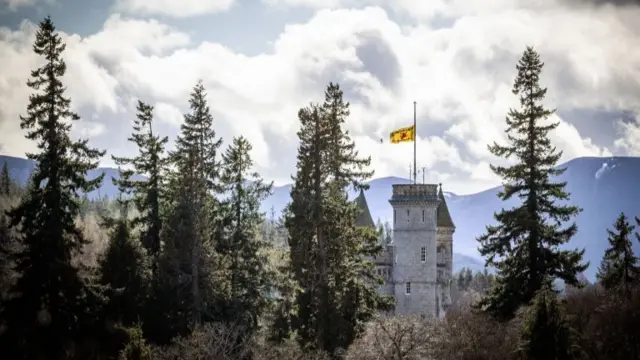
[
  {"x1": 464, "y1": 268, "x2": 473, "y2": 289},
  {"x1": 457, "y1": 269, "x2": 466, "y2": 291},
  {"x1": 0, "y1": 16, "x2": 106, "y2": 357},
  {"x1": 112, "y1": 101, "x2": 169, "y2": 263},
  {"x1": 160, "y1": 80, "x2": 223, "y2": 327},
  {"x1": 596, "y1": 213, "x2": 640, "y2": 295},
  {"x1": 97, "y1": 198, "x2": 150, "y2": 328},
  {"x1": 0, "y1": 162, "x2": 10, "y2": 196},
  {"x1": 218, "y1": 136, "x2": 274, "y2": 357},
  {"x1": 476, "y1": 47, "x2": 587, "y2": 320},
  {"x1": 286, "y1": 83, "x2": 389, "y2": 355},
  {"x1": 518, "y1": 284, "x2": 582, "y2": 360}
]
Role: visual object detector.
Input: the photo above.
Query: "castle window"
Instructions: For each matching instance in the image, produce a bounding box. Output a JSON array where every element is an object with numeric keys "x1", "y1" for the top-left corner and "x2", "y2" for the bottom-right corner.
[
  {"x1": 406, "y1": 209, "x2": 410, "y2": 223},
  {"x1": 394, "y1": 210, "x2": 396, "y2": 224},
  {"x1": 405, "y1": 282, "x2": 411, "y2": 295},
  {"x1": 422, "y1": 210, "x2": 425, "y2": 222},
  {"x1": 421, "y1": 247, "x2": 426, "y2": 262}
]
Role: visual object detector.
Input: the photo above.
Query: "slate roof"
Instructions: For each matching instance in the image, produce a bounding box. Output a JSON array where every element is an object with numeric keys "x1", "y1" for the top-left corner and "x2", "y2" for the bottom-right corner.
[
  {"x1": 355, "y1": 189, "x2": 375, "y2": 228},
  {"x1": 437, "y1": 184, "x2": 455, "y2": 228}
]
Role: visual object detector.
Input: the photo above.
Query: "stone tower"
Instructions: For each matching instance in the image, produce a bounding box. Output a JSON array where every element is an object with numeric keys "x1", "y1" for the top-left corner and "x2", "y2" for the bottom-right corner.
[
  {"x1": 388, "y1": 184, "x2": 440, "y2": 316},
  {"x1": 435, "y1": 184, "x2": 455, "y2": 317}
]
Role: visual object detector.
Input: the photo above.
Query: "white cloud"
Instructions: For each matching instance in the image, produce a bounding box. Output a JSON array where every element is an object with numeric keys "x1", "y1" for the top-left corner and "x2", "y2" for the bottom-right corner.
[
  {"x1": 614, "y1": 115, "x2": 640, "y2": 155},
  {"x1": 2, "y1": 0, "x2": 36, "y2": 10},
  {"x1": 1, "y1": 2, "x2": 638, "y2": 194},
  {"x1": 114, "y1": 0, "x2": 236, "y2": 17},
  {"x1": 262, "y1": 0, "x2": 345, "y2": 8}
]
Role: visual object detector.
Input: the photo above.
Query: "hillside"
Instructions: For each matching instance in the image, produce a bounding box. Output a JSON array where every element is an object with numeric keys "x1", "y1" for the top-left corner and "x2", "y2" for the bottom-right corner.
[{"x1": 3, "y1": 154, "x2": 640, "y2": 278}]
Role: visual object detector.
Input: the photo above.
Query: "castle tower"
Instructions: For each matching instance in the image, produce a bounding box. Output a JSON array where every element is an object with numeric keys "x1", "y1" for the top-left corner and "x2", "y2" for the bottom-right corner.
[
  {"x1": 389, "y1": 184, "x2": 440, "y2": 316},
  {"x1": 436, "y1": 184, "x2": 455, "y2": 317}
]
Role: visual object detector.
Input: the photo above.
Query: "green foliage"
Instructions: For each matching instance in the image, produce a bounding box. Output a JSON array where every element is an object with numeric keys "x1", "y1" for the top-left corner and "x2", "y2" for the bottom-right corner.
[
  {"x1": 112, "y1": 100, "x2": 169, "y2": 259},
  {"x1": 596, "y1": 212, "x2": 640, "y2": 295},
  {"x1": 0, "y1": 16, "x2": 106, "y2": 358},
  {"x1": 518, "y1": 284, "x2": 582, "y2": 360},
  {"x1": 153, "y1": 80, "x2": 225, "y2": 337},
  {"x1": 97, "y1": 200, "x2": 150, "y2": 327},
  {"x1": 117, "y1": 323, "x2": 154, "y2": 360},
  {"x1": 218, "y1": 136, "x2": 274, "y2": 334},
  {"x1": 0, "y1": 162, "x2": 10, "y2": 196},
  {"x1": 284, "y1": 82, "x2": 389, "y2": 356},
  {"x1": 477, "y1": 46, "x2": 587, "y2": 320}
]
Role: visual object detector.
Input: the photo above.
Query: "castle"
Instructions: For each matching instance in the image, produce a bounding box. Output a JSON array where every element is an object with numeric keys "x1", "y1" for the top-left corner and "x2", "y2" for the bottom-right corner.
[{"x1": 355, "y1": 183, "x2": 455, "y2": 318}]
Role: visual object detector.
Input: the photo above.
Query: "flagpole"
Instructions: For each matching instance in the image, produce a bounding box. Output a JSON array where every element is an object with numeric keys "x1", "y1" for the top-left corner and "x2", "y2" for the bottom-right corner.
[{"x1": 413, "y1": 101, "x2": 417, "y2": 184}]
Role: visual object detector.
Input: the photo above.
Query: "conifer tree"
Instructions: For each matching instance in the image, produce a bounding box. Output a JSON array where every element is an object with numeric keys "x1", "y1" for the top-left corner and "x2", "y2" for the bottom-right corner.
[
  {"x1": 0, "y1": 16, "x2": 106, "y2": 357},
  {"x1": 217, "y1": 136, "x2": 273, "y2": 357},
  {"x1": 286, "y1": 83, "x2": 388, "y2": 356},
  {"x1": 0, "y1": 162, "x2": 10, "y2": 196},
  {"x1": 457, "y1": 269, "x2": 466, "y2": 291},
  {"x1": 112, "y1": 101, "x2": 169, "y2": 262},
  {"x1": 518, "y1": 284, "x2": 581, "y2": 360},
  {"x1": 463, "y1": 268, "x2": 473, "y2": 289},
  {"x1": 596, "y1": 213, "x2": 640, "y2": 295},
  {"x1": 97, "y1": 197, "x2": 150, "y2": 328},
  {"x1": 159, "y1": 80, "x2": 223, "y2": 329},
  {"x1": 477, "y1": 47, "x2": 587, "y2": 320}
]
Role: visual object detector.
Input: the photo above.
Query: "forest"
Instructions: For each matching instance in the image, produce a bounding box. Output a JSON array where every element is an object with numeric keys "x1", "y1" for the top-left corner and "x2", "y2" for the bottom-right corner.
[{"x1": 0, "y1": 16, "x2": 639, "y2": 360}]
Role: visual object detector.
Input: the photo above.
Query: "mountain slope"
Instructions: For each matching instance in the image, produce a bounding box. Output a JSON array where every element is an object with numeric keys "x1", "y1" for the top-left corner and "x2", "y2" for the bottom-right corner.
[
  {"x1": 3, "y1": 154, "x2": 640, "y2": 278},
  {"x1": 260, "y1": 157, "x2": 640, "y2": 279}
]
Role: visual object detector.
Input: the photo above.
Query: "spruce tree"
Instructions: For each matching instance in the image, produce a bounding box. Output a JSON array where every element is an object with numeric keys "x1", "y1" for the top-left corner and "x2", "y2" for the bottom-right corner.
[
  {"x1": 159, "y1": 80, "x2": 223, "y2": 328},
  {"x1": 0, "y1": 16, "x2": 106, "y2": 357},
  {"x1": 476, "y1": 47, "x2": 587, "y2": 320},
  {"x1": 457, "y1": 269, "x2": 466, "y2": 291},
  {"x1": 112, "y1": 100, "x2": 169, "y2": 262},
  {"x1": 0, "y1": 162, "x2": 10, "y2": 196},
  {"x1": 518, "y1": 284, "x2": 581, "y2": 360},
  {"x1": 463, "y1": 268, "x2": 473, "y2": 289},
  {"x1": 97, "y1": 198, "x2": 150, "y2": 328},
  {"x1": 596, "y1": 213, "x2": 640, "y2": 295},
  {"x1": 218, "y1": 136, "x2": 274, "y2": 358},
  {"x1": 286, "y1": 83, "x2": 388, "y2": 355}
]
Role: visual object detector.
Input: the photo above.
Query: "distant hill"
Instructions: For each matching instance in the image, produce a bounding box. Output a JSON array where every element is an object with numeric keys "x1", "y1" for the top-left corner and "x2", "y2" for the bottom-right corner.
[{"x1": 2, "y1": 154, "x2": 640, "y2": 278}]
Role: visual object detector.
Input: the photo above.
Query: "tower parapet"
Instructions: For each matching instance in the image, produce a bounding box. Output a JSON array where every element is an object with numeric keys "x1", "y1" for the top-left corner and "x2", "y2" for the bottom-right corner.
[{"x1": 389, "y1": 184, "x2": 439, "y2": 203}]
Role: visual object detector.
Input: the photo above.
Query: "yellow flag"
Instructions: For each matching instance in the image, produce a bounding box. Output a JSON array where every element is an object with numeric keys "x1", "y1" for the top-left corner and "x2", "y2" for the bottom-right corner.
[{"x1": 389, "y1": 125, "x2": 415, "y2": 144}]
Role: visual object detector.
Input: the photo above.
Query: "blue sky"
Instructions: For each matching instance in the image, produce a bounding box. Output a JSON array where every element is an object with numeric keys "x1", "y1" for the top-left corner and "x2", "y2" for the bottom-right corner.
[{"x1": 1, "y1": 0, "x2": 639, "y2": 194}]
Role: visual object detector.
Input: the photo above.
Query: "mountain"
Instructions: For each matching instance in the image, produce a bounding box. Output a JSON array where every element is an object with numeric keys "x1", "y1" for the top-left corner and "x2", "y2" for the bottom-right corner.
[
  {"x1": 0, "y1": 155, "x2": 144, "y2": 199},
  {"x1": 2, "y1": 154, "x2": 640, "y2": 278},
  {"x1": 260, "y1": 157, "x2": 640, "y2": 279}
]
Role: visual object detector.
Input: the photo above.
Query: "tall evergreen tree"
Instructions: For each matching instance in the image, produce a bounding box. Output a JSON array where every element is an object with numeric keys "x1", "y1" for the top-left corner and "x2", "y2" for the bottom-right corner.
[
  {"x1": 476, "y1": 46, "x2": 587, "y2": 320},
  {"x1": 96, "y1": 197, "x2": 150, "y2": 328},
  {"x1": 0, "y1": 16, "x2": 106, "y2": 358},
  {"x1": 286, "y1": 83, "x2": 388, "y2": 356},
  {"x1": 518, "y1": 284, "x2": 582, "y2": 360},
  {"x1": 218, "y1": 136, "x2": 274, "y2": 358},
  {"x1": 112, "y1": 101, "x2": 169, "y2": 262},
  {"x1": 0, "y1": 162, "x2": 10, "y2": 196},
  {"x1": 159, "y1": 80, "x2": 223, "y2": 329},
  {"x1": 596, "y1": 213, "x2": 640, "y2": 295}
]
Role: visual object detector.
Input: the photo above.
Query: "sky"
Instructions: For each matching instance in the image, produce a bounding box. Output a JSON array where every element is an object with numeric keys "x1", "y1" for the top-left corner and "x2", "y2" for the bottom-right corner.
[{"x1": 0, "y1": 0, "x2": 639, "y2": 195}]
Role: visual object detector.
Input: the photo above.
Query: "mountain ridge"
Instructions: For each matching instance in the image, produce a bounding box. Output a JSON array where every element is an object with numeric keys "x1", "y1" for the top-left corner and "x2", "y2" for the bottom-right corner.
[{"x1": 2, "y1": 154, "x2": 639, "y2": 279}]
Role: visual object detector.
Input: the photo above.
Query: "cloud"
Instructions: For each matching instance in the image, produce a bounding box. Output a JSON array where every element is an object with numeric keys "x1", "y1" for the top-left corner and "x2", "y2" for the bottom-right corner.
[
  {"x1": 113, "y1": 0, "x2": 236, "y2": 17},
  {"x1": 613, "y1": 114, "x2": 640, "y2": 155},
  {"x1": 2, "y1": 0, "x2": 36, "y2": 11},
  {"x1": 1, "y1": 2, "x2": 638, "y2": 195}
]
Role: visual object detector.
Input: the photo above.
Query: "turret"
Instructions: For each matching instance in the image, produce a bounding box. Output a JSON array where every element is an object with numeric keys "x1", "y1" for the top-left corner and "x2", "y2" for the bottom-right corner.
[{"x1": 388, "y1": 184, "x2": 440, "y2": 316}]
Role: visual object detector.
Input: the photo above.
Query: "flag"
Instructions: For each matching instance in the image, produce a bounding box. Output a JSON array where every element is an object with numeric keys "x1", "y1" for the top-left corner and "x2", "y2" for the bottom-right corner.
[{"x1": 389, "y1": 125, "x2": 415, "y2": 144}]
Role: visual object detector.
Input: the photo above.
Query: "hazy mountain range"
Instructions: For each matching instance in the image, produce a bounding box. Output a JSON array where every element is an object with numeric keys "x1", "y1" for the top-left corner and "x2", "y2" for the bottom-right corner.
[{"x1": 2, "y1": 154, "x2": 639, "y2": 279}]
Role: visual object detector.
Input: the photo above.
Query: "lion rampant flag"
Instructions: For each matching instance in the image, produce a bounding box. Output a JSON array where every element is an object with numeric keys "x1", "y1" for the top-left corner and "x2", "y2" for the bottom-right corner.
[{"x1": 389, "y1": 125, "x2": 415, "y2": 144}]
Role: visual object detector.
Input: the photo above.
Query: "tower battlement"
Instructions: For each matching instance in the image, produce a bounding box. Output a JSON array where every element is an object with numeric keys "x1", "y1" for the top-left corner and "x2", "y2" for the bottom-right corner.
[{"x1": 390, "y1": 184, "x2": 439, "y2": 204}]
